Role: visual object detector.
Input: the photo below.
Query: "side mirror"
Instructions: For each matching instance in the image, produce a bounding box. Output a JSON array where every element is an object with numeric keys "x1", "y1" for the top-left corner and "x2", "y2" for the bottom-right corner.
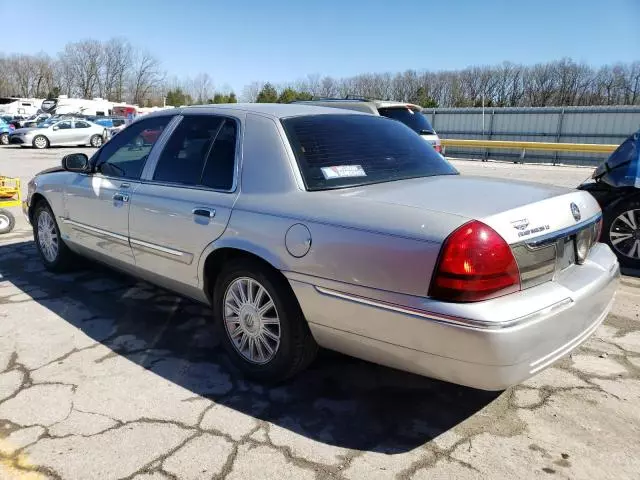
[
  {"x1": 52, "y1": 125, "x2": 59, "y2": 131},
  {"x1": 62, "y1": 153, "x2": 90, "y2": 173}
]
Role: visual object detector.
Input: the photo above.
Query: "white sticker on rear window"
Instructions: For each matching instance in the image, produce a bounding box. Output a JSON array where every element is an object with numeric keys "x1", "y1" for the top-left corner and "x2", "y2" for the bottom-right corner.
[{"x1": 321, "y1": 165, "x2": 366, "y2": 179}]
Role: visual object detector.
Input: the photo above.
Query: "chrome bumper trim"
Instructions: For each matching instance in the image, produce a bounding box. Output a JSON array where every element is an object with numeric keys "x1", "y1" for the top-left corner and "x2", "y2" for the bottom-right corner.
[
  {"x1": 314, "y1": 286, "x2": 573, "y2": 331},
  {"x1": 524, "y1": 213, "x2": 602, "y2": 247}
]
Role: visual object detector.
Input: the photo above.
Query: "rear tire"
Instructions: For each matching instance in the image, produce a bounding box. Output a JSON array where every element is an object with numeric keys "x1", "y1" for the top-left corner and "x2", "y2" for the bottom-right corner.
[
  {"x1": 32, "y1": 135, "x2": 49, "y2": 149},
  {"x1": 0, "y1": 133, "x2": 8, "y2": 145},
  {"x1": 212, "y1": 258, "x2": 318, "y2": 383},
  {"x1": 90, "y1": 134, "x2": 103, "y2": 148},
  {"x1": 603, "y1": 198, "x2": 640, "y2": 270},
  {"x1": 33, "y1": 201, "x2": 76, "y2": 271},
  {"x1": 0, "y1": 209, "x2": 15, "y2": 234}
]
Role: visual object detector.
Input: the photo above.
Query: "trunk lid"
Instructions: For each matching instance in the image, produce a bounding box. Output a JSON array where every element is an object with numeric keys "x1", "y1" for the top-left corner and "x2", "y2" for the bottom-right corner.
[{"x1": 336, "y1": 175, "x2": 601, "y2": 243}]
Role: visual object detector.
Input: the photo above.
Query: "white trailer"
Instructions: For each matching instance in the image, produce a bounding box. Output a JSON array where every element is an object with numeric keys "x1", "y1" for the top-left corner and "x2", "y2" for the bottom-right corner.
[
  {"x1": 0, "y1": 98, "x2": 43, "y2": 116},
  {"x1": 40, "y1": 96, "x2": 114, "y2": 116}
]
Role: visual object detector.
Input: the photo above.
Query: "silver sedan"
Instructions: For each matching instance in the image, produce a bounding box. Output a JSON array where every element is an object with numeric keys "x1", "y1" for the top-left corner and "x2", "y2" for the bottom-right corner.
[
  {"x1": 22, "y1": 104, "x2": 620, "y2": 390},
  {"x1": 10, "y1": 118, "x2": 107, "y2": 149}
]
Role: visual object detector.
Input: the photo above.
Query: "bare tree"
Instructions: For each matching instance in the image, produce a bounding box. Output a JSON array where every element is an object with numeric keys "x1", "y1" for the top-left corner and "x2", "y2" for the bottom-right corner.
[
  {"x1": 624, "y1": 61, "x2": 640, "y2": 105},
  {"x1": 241, "y1": 81, "x2": 264, "y2": 102},
  {"x1": 129, "y1": 49, "x2": 163, "y2": 105},
  {"x1": 526, "y1": 63, "x2": 557, "y2": 106},
  {"x1": 189, "y1": 72, "x2": 213, "y2": 103},
  {"x1": 33, "y1": 54, "x2": 56, "y2": 98},
  {"x1": 61, "y1": 40, "x2": 102, "y2": 98},
  {"x1": 99, "y1": 38, "x2": 133, "y2": 101}
]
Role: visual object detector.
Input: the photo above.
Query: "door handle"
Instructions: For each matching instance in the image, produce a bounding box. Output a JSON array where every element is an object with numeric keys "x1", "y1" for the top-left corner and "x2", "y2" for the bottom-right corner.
[
  {"x1": 119, "y1": 183, "x2": 131, "y2": 189},
  {"x1": 192, "y1": 208, "x2": 216, "y2": 218},
  {"x1": 113, "y1": 192, "x2": 130, "y2": 203}
]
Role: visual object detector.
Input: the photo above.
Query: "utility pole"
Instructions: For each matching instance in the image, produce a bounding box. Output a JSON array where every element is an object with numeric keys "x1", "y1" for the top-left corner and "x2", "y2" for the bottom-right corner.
[{"x1": 482, "y1": 92, "x2": 485, "y2": 138}]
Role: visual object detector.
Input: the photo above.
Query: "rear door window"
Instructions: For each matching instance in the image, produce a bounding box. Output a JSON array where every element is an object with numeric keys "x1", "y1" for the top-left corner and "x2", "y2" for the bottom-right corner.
[
  {"x1": 153, "y1": 115, "x2": 224, "y2": 185},
  {"x1": 282, "y1": 114, "x2": 457, "y2": 191},
  {"x1": 377, "y1": 107, "x2": 435, "y2": 135},
  {"x1": 152, "y1": 115, "x2": 237, "y2": 190}
]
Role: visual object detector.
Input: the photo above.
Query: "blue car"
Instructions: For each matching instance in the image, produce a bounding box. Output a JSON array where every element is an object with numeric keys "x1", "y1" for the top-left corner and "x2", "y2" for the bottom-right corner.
[
  {"x1": 578, "y1": 129, "x2": 640, "y2": 270},
  {"x1": 86, "y1": 116, "x2": 126, "y2": 139},
  {"x1": 0, "y1": 118, "x2": 15, "y2": 146}
]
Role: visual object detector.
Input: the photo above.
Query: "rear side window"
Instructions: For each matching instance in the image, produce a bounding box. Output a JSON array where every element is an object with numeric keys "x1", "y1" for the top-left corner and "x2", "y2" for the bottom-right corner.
[
  {"x1": 153, "y1": 115, "x2": 237, "y2": 190},
  {"x1": 378, "y1": 107, "x2": 435, "y2": 134},
  {"x1": 282, "y1": 114, "x2": 457, "y2": 191}
]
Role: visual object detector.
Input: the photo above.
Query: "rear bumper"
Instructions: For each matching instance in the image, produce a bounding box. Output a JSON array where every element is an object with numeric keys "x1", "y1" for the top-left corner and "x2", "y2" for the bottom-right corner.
[{"x1": 289, "y1": 243, "x2": 620, "y2": 390}]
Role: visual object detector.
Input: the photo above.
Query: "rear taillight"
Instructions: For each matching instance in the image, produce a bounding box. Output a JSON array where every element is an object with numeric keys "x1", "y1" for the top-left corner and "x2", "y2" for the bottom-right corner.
[
  {"x1": 429, "y1": 220, "x2": 521, "y2": 303},
  {"x1": 434, "y1": 144, "x2": 442, "y2": 154}
]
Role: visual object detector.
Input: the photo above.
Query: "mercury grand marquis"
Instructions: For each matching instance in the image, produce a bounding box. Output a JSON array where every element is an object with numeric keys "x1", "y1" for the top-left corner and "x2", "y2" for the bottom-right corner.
[{"x1": 23, "y1": 104, "x2": 620, "y2": 390}]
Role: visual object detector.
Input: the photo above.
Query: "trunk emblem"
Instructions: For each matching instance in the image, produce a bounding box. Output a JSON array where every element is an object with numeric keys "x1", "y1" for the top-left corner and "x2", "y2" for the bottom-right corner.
[
  {"x1": 511, "y1": 218, "x2": 530, "y2": 231},
  {"x1": 570, "y1": 203, "x2": 581, "y2": 222}
]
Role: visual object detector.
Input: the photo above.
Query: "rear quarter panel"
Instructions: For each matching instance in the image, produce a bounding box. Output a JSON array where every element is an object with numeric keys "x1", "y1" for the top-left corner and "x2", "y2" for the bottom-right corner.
[{"x1": 219, "y1": 206, "x2": 442, "y2": 297}]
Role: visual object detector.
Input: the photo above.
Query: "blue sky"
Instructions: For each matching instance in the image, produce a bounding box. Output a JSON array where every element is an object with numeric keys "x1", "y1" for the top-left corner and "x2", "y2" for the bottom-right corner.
[{"x1": 1, "y1": 0, "x2": 638, "y2": 93}]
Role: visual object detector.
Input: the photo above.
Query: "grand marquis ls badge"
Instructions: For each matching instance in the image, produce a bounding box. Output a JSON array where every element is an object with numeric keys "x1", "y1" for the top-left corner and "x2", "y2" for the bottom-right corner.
[{"x1": 570, "y1": 202, "x2": 581, "y2": 222}]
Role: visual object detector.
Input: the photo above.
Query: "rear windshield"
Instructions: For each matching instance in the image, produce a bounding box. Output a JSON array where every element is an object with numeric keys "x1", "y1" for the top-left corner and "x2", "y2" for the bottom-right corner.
[
  {"x1": 378, "y1": 107, "x2": 435, "y2": 134},
  {"x1": 282, "y1": 114, "x2": 457, "y2": 191}
]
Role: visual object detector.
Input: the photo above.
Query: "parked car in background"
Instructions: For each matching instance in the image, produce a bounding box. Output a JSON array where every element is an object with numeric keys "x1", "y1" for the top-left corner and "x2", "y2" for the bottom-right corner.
[
  {"x1": 23, "y1": 104, "x2": 619, "y2": 390},
  {"x1": 0, "y1": 117, "x2": 15, "y2": 145},
  {"x1": 10, "y1": 118, "x2": 107, "y2": 149},
  {"x1": 19, "y1": 113, "x2": 51, "y2": 128},
  {"x1": 293, "y1": 97, "x2": 443, "y2": 153},
  {"x1": 87, "y1": 116, "x2": 127, "y2": 139},
  {"x1": 578, "y1": 129, "x2": 640, "y2": 270},
  {"x1": 1, "y1": 115, "x2": 25, "y2": 130}
]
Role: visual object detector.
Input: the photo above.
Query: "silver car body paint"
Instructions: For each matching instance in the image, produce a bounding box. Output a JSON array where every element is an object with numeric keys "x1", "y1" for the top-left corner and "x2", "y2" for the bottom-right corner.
[{"x1": 24, "y1": 104, "x2": 620, "y2": 390}]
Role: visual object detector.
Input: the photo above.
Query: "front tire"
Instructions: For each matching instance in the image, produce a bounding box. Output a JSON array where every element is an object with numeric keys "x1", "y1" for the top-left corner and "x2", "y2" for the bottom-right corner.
[
  {"x1": 212, "y1": 258, "x2": 317, "y2": 382},
  {"x1": 0, "y1": 209, "x2": 15, "y2": 234},
  {"x1": 0, "y1": 133, "x2": 8, "y2": 146},
  {"x1": 33, "y1": 202, "x2": 75, "y2": 271},
  {"x1": 90, "y1": 134, "x2": 103, "y2": 148},
  {"x1": 32, "y1": 135, "x2": 49, "y2": 149},
  {"x1": 603, "y1": 198, "x2": 640, "y2": 270}
]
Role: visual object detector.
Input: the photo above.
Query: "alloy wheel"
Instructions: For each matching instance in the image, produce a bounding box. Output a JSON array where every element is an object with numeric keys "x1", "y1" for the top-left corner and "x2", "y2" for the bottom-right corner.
[
  {"x1": 223, "y1": 277, "x2": 281, "y2": 364},
  {"x1": 0, "y1": 213, "x2": 10, "y2": 230},
  {"x1": 37, "y1": 209, "x2": 59, "y2": 262},
  {"x1": 34, "y1": 136, "x2": 47, "y2": 149},
  {"x1": 609, "y1": 208, "x2": 640, "y2": 260}
]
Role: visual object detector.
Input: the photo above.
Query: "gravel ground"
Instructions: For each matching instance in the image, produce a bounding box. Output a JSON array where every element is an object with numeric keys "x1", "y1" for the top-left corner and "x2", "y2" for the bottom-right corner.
[{"x1": 1, "y1": 147, "x2": 639, "y2": 480}]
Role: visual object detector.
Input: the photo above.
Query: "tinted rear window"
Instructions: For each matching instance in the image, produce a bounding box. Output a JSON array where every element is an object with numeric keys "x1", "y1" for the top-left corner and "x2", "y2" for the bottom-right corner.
[
  {"x1": 378, "y1": 107, "x2": 435, "y2": 134},
  {"x1": 282, "y1": 114, "x2": 457, "y2": 191}
]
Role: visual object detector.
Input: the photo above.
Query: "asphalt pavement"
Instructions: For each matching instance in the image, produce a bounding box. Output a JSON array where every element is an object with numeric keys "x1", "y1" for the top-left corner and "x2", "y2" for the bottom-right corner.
[{"x1": 1, "y1": 147, "x2": 639, "y2": 480}]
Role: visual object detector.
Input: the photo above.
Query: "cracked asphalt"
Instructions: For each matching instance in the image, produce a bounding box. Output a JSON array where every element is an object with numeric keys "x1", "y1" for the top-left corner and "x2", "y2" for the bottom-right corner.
[{"x1": 1, "y1": 147, "x2": 639, "y2": 479}]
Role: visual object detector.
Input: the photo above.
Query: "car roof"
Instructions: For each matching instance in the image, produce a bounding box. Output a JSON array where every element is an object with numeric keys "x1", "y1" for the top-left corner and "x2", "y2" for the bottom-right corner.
[
  {"x1": 293, "y1": 99, "x2": 422, "y2": 110},
  {"x1": 175, "y1": 103, "x2": 369, "y2": 119}
]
